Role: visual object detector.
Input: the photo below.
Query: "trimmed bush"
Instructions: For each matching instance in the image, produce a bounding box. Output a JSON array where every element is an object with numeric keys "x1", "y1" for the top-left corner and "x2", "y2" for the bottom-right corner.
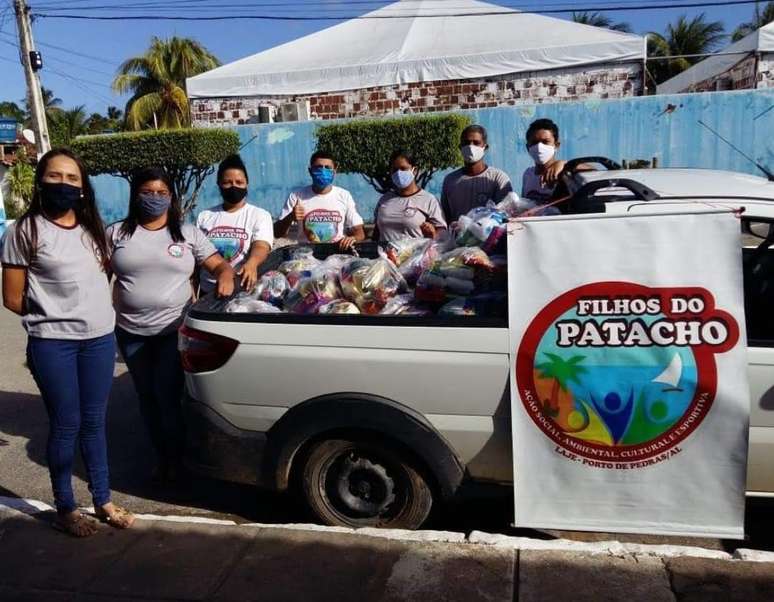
[
  {"x1": 315, "y1": 113, "x2": 472, "y2": 193},
  {"x1": 72, "y1": 128, "x2": 240, "y2": 214}
]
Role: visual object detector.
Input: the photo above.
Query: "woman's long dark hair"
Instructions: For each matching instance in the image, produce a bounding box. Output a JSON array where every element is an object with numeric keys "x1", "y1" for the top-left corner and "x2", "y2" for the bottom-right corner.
[
  {"x1": 119, "y1": 167, "x2": 184, "y2": 243},
  {"x1": 14, "y1": 147, "x2": 109, "y2": 266}
]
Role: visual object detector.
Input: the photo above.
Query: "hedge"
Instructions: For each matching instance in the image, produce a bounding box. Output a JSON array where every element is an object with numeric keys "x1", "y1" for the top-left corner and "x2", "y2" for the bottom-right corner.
[
  {"x1": 315, "y1": 113, "x2": 473, "y2": 193},
  {"x1": 71, "y1": 128, "x2": 240, "y2": 213}
]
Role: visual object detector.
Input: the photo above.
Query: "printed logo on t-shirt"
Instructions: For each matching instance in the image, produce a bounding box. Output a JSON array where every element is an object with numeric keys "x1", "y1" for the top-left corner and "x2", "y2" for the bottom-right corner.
[
  {"x1": 167, "y1": 243, "x2": 184, "y2": 258},
  {"x1": 303, "y1": 209, "x2": 343, "y2": 243},
  {"x1": 207, "y1": 225, "x2": 248, "y2": 262}
]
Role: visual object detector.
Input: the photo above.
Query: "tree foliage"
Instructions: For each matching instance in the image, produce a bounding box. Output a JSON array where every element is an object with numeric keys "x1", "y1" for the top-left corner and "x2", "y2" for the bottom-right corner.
[
  {"x1": 113, "y1": 36, "x2": 220, "y2": 131},
  {"x1": 71, "y1": 128, "x2": 239, "y2": 214},
  {"x1": 48, "y1": 105, "x2": 89, "y2": 146},
  {"x1": 0, "y1": 101, "x2": 24, "y2": 122},
  {"x1": 315, "y1": 113, "x2": 473, "y2": 193},
  {"x1": 732, "y1": 1, "x2": 774, "y2": 41},
  {"x1": 571, "y1": 11, "x2": 632, "y2": 33},
  {"x1": 4, "y1": 150, "x2": 35, "y2": 219}
]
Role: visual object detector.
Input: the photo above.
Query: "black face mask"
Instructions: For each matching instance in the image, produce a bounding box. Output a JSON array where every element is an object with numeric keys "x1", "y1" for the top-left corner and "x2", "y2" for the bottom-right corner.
[
  {"x1": 220, "y1": 186, "x2": 247, "y2": 205},
  {"x1": 39, "y1": 182, "x2": 82, "y2": 213}
]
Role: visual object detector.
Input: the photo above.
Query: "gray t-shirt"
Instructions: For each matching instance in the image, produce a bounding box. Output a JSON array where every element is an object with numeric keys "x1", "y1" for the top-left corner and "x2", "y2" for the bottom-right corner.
[
  {"x1": 374, "y1": 189, "x2": 447, "y2": 242},
  {"x1": 440, "y1": 166, "x2": 513, "y2": 222},
  {"x1": 1, "y1": 216, "x2": 114, "y2": 340},
  {"x1": 108, "y1": 222, "x2": 217, "y2": 336}
]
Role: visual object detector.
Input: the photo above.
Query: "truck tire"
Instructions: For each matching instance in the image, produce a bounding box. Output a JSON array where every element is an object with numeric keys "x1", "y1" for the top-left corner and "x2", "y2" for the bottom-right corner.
[{"x1": 300, "y1": 438, "x2": 433, "y2": 530}]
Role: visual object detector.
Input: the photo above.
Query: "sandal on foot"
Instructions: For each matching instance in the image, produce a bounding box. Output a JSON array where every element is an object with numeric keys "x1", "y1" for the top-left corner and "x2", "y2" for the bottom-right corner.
[
  {"x1": 95, "y1": 505, "x2": 135, "y2": 529},
  {"x1": 52, "y1": 512, "x2": 98, "y2": 538}
]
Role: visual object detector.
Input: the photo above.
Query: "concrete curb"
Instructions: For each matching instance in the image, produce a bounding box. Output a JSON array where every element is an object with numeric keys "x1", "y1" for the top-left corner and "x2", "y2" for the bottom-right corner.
[{"x1": 2, "y1": 496, "x2": 771, "y2": 562}]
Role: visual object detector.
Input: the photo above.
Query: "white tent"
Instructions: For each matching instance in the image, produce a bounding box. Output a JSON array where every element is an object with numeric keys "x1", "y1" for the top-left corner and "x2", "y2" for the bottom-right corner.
[
  {"x1": 658, "y1": 22, "x2": 774, "y2": 94},
  {"x1": 187, "y1": 0, "x2": 645, "y2": 98}
]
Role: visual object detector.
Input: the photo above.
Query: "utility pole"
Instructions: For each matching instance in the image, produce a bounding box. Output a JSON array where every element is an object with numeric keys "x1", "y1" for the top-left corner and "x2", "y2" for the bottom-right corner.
[{"x1": 14, "y1": 0, "x2": 50, "y2": 156}]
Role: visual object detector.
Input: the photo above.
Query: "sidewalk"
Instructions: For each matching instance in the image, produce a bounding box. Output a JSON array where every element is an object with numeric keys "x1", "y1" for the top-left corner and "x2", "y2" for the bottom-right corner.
[{"x1": 2, "y1": 507, "x2": 774, "y2": 602}]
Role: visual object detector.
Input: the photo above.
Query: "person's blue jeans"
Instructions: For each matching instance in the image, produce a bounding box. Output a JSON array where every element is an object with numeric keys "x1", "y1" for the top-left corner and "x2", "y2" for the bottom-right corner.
[
  {"x1": 26, "y1": 333, "x2": 116, "y2": 515},
  {"x1": 115, "y1": 327, "x2": 186, "y2": 467}
]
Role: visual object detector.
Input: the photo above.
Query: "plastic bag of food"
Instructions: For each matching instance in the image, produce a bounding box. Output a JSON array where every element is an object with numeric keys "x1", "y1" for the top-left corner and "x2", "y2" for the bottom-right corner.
[
  {"x1": 438, "y1": 247, "x2": 494, "y2": 272},
  {"x1": 414, "y1": 268, "x2": 476, "y2": 303},
  {"x1": 455, "y1": 205, "x2": 508, "y2": 252},
  {"x1": 284, "y1": 268, "x2": 342, "y2": 314},
  {"x1": 438, "y1": 292, "x2": 508, "y2": 317},
  {"x1": 278, "y1": 255, "x2": 322, "y2": 287},
  {"x1": 385, "y1": 238, "x2": 432, "y2": 267},
  {"x1": 225, "y1": 295, "x2": 283, "y2": 314},
  {"x1": 339, "y1": 257, "x2": 406, "y2": 314},
  {"x1": 322, "y1": 254, "x2": 357, "y2": 271},
  {"x1": 495, "y1": 192, "x2": 537, "y2": 217},
  {"x1": 438, "y1": 297, "x2": 478, "y2": 316},
  {"x1": 290, "y1": 246, "x2": 315, "y2": 260},
  {"x1": 379, "y1": 293, "x2": 432, "y2": 316},
  {"x1": 318, "y1": 299, "x2": 361, "y2": 315},
  {"x1": 253, "y1": 270, "x2": 289, "y2": 306}
]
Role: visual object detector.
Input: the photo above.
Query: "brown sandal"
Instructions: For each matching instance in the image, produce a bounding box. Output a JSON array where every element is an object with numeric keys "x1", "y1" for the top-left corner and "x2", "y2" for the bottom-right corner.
[
  {"x1": 52, "y1": 512, "x2": 99, "y2": 538},
  {"x1": 95, "y1": 505, "x2": 135, "y2": 529}
]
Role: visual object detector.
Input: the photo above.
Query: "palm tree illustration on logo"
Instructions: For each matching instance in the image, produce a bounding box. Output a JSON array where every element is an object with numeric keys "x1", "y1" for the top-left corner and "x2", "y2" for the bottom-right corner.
[{"x1": 536, "y1": 353, "x2": 587, "y2": 418}]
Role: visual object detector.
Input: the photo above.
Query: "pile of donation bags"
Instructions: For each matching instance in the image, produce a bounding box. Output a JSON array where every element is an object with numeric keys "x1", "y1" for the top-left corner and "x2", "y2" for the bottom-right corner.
[{"x1": 218, "y1": 193, "x2": 542, "y2": 318}]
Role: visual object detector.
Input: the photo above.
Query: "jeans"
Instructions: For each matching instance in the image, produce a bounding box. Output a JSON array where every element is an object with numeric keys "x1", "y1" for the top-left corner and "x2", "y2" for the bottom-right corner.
[
  {"x1": 26, "y1": 333, "x2": 116, "y2": 514},
  {"x1": 115, "y1": 327, "x2": 186, "y2": 467}
]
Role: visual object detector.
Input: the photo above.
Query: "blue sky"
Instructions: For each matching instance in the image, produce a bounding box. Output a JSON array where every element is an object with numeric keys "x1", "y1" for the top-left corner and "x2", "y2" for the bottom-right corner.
[{"x1": 0, "y1": 0, "x2": 765, "y2": 115}]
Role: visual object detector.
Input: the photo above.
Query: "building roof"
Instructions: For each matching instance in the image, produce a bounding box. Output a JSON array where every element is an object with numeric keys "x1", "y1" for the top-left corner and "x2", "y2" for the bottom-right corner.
[
  {"x1": 657, "y1": 22, "x2": 774, "y2": 95},
  {"x1": 187, "y1": 0, "x2": 645, "y2": 98}
]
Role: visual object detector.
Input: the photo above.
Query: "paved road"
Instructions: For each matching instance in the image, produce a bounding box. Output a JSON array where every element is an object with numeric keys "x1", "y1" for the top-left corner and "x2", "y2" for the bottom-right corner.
[{"x1": 1, "y1": 305, "x2": 773, "y2": 553}]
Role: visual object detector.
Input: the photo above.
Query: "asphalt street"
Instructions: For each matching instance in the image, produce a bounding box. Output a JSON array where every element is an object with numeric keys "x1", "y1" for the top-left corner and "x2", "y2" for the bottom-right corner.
[{"x1": 1, "y1": 304, "x2": 773, "y2": 553}]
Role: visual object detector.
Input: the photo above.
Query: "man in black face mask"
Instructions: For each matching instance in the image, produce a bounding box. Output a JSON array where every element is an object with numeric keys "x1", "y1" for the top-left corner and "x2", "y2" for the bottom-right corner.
[{"x1": 196, "y1": 154, "x2": 274, "y2": 292}]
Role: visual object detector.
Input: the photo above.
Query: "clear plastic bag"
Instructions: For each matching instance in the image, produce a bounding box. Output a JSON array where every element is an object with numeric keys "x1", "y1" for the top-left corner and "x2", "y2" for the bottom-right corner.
[
  {"x1": 284, "y1": 268, "x2": 342, "y2": 314},
  {"x1": 495, "y1": 192, "x2": 536, "y2": 217},
  {"x1": 290, "y1": 246, "x2": 315, "y2": 260},
  {"x1": 253, "y1": 270, "x2": 290, "y2": 306},
  {"x1": 438, "y1": 247, "x2": 494, "y2": 272},
  {"x1": 414, "y1": 268, "x2": 476, "y2": 303},
  {"x1": 339, "y1": 257, "x2": 406, "y2": 314},
  {"x1": 322, "y1": 254, "x2": 358, "y2": 271},
  {"x1": 379, "y1": 293, "x2": 432, "y2": 316},
  {"x1": 385, "y1": 238, "x2": 432, "y2": 266},
  {"x1": 225, "y1": 294, "x2": 284, "y2": 314},
  {"x1": 455, "y1": 204, "x2": 508, "y2": 252},
  {"x1": 318, "y1": 299, "x2": 361, "y2": 314},
  {"x1": 278, "y1": 255, "x2": 322, "y2": 287}
]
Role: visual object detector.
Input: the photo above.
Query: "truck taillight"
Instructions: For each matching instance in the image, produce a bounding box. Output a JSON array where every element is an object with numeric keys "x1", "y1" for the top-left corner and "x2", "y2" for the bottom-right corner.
[{"x1": 178, "y1": 325, "x2": 238, "y2": 373}]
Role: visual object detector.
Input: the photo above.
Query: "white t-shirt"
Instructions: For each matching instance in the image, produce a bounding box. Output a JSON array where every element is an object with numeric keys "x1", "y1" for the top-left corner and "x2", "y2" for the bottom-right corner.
[
  {"x1": 279, "y1": 185, "x2": 363, "y2": 243},
  {"x1": 521, "y1": 166, "x2": 555, "y2": 203},
  {"x1": 196, "y1": 202, "x2": 273, "y2": 291}
]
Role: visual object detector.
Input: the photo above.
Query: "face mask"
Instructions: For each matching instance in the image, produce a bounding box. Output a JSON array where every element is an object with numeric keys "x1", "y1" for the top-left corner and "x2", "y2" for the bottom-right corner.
[
  {"x1": 391, "y1": 169, "x2": 415, "y2": 190},
  {"x1": 39, "y1": 182, "x2": 82, "y2": 213},
  {"x1": 221, "y1": 186, "x2": 248, "y2": 205},
  {"x1": 310, "y1": 166, "x2": 335, "y2": 189},
  {"x1": 138, "y1": 192, "x2": 171, "y2": 219},
  {"x1": 528, "y1": 143, "x2": 556, "y2": 165},
  {"x1": 460, "y1": 144, "x2": 486, "y2": 165}
]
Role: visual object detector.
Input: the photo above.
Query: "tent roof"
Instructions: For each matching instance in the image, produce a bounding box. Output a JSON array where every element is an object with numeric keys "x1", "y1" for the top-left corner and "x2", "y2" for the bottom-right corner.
[
  {"x1": 187, "y1": 0, "x2": 645, "y2": 98},
  {"x1": 657, "y1": 22, "x2": 774, "y2": 94}
]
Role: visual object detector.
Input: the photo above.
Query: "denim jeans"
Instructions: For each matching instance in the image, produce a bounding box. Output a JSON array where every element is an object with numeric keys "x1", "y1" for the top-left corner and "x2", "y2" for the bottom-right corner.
[
  {"x1": 115, "y1": 327, "x2": 186, "y2": 466},
  {"x1": 26, "y1": 333, "x2": 116, "y2": 514}
]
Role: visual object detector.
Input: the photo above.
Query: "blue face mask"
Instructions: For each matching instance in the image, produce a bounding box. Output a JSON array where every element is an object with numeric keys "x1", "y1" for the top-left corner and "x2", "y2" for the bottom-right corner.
[
  {"x1": 391, "y1": 169, "x2": 415, "y2": 191},
  {"x1": 310, "y1": 166, "x2": 335, "y2": 189},
  {"x1": 138, "y1": 192, "x2": 172, "y2": 219}
]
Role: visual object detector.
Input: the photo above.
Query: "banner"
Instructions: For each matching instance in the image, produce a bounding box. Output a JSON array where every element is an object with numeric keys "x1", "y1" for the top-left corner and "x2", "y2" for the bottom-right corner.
[{"x1": 509, "y1": 210, "x2": 749, "y2": 537}]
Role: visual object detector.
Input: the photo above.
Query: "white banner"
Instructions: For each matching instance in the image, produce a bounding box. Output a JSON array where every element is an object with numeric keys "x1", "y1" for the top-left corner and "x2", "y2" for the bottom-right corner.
[{"x1": 509, "y1": 210, "x2": 749, "y2": 537}]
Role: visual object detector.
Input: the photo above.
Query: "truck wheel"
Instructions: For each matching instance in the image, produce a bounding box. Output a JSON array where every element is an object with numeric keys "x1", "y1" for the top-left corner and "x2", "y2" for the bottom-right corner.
[{"x1": 300, "y1": 438, "x2": 433, "y2": 530}]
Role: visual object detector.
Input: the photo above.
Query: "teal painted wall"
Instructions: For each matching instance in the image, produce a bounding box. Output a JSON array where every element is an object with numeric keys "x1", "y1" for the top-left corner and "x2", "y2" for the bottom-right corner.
[{"x1": 92, "y1": 89, "x2": 774, "y2": 225}]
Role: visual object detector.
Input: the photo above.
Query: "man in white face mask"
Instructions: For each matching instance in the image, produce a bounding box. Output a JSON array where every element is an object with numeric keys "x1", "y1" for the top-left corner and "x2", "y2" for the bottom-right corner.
[
  {"x1": 440, "y1": 124, "x2": 513, "y2": 223},
  {"x1": 522, "y1": 118, "x2": 567, "y2": 203}
]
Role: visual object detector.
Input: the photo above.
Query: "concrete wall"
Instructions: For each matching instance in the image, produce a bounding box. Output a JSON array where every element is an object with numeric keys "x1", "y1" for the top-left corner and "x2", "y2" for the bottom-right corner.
[
  {"x1": 672, "y1": 52, "x2": 774, "y2": 93},
  {"x1": 192, "y1": 62, "x2": 642, "y2": 126},
  {"x1": 93, "y1": 89, "x2": 774, "y2": 226}
]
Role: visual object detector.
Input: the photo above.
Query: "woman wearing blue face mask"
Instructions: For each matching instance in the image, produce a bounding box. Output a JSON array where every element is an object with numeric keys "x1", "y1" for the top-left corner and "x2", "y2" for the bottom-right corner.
[
  {"x1": 107, "y1": 168, "x2": 235, "y2": 482},
  {"x1": 373, "y1": 150, "x2": 447, "y2": 243}
]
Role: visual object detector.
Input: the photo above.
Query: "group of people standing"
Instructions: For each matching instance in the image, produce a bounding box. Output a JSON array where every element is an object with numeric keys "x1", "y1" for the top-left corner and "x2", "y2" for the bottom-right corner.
[{"x1": 0, "y1": 117, "x2": 566, "y2": 538}]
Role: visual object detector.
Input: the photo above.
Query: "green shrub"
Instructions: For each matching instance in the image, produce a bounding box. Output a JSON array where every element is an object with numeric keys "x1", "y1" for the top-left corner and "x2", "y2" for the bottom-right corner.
[
  {"x1": 72, "y1": 128, "x2": 240, "y2": 213},
  {"x1": 315, "y1": 113, "x2": 472, "y2": 193},
  {"x1": 4, "y1": 150, "x2": 35, "y2": 219}
]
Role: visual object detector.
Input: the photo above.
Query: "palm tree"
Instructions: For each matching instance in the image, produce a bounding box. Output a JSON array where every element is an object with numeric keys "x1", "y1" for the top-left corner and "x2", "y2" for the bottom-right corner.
[
  {"x1": 0, "y1": 101, "x2": 24, "y2": 122},
  {"x1": 732, "y1": 1, "x2": 774, "y2": 41},
  {"x1": 106, "y1": 106, "x2": 123, "y2": 121},
  {"x1": 572, "y1": 11, "x2": 632, "y2": 33},
  {"x1": 647, "y1": 14, "x2": 726, "y2": 86},
  {"x1": 113, "y1": 36, "x2": 220, "y2": 131},
  {"x1": 24, "y1": 87, "x2": 63, "y2": 124},
  {"x1": 5, "y1": 150, "x2": 35, "y2": 219},
  {"x1": 536, "y1": 353, "x2": 587, "y2": 417},
  {"x1": 48, "y1": 105, "x2": 89, "y2": 146}
]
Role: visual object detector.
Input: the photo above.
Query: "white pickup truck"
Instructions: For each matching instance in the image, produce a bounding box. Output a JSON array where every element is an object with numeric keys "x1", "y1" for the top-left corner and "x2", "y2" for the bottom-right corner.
[{"x1": 181, "y1": 164, "x2": 774, "y2": 530}]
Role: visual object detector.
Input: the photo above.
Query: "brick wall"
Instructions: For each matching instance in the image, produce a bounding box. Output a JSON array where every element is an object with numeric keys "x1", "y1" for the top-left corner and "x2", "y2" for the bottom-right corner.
[
  {"x1": 678, "y1": 52, "x2": 773, "y2": 93},
  {"x1": 191, "y1": 62, "x2": 642, "y2": 127}
]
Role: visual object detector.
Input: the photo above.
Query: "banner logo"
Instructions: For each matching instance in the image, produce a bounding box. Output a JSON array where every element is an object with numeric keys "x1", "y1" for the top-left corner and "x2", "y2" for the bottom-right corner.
[
  {"x1": 207, "y1": 226, "x2": 248, "y2": 262},
  {"x1": 303, "y1": 209, "x2": 342, "y2": 243},
  {"x1": 516, "y1": 282, "x2": 739, "y2": 467}
]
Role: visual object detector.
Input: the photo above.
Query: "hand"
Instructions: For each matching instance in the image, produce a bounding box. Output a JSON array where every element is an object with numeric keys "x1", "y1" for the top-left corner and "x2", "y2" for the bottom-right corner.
[
  {"x1": 420, "y1": 221, "x2": 436, "y2": 239},
  {"x1": 293, "y1": 202, "x2": 305, "y2": 223},
  {"x1": 237, "y1": 260, "x2": 259, "y2": 292},
  {"x1": 541, "y1": 160, "x2": 567, "y2": 187},
  {"x1": 215, "y1": 272, "x2": 235, "y2": 298},
  {"x1": 338, "y1": 236, "x2": 357, "y2": 252}
]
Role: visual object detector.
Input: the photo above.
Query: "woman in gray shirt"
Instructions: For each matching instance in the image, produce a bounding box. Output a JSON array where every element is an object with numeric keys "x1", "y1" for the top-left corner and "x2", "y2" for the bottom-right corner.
[
  {"x1": 108, "y1": 168, "x2": 234, "y2": 483},
  {"x1": 373, "y1": 149, "x2": 447, "y2": 243},
  {"x1": 1, "y1": 149, "x2": 134, "y2": 537}
]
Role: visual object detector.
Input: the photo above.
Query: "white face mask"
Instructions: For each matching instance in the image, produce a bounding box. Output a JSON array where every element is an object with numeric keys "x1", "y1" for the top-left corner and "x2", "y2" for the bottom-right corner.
[
  {"x1": 461, "y1": 144, "x2": 486, "y2": 165},
  {"x1": 528, "y1": 143, "x2": 556, "y2": 165}
]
